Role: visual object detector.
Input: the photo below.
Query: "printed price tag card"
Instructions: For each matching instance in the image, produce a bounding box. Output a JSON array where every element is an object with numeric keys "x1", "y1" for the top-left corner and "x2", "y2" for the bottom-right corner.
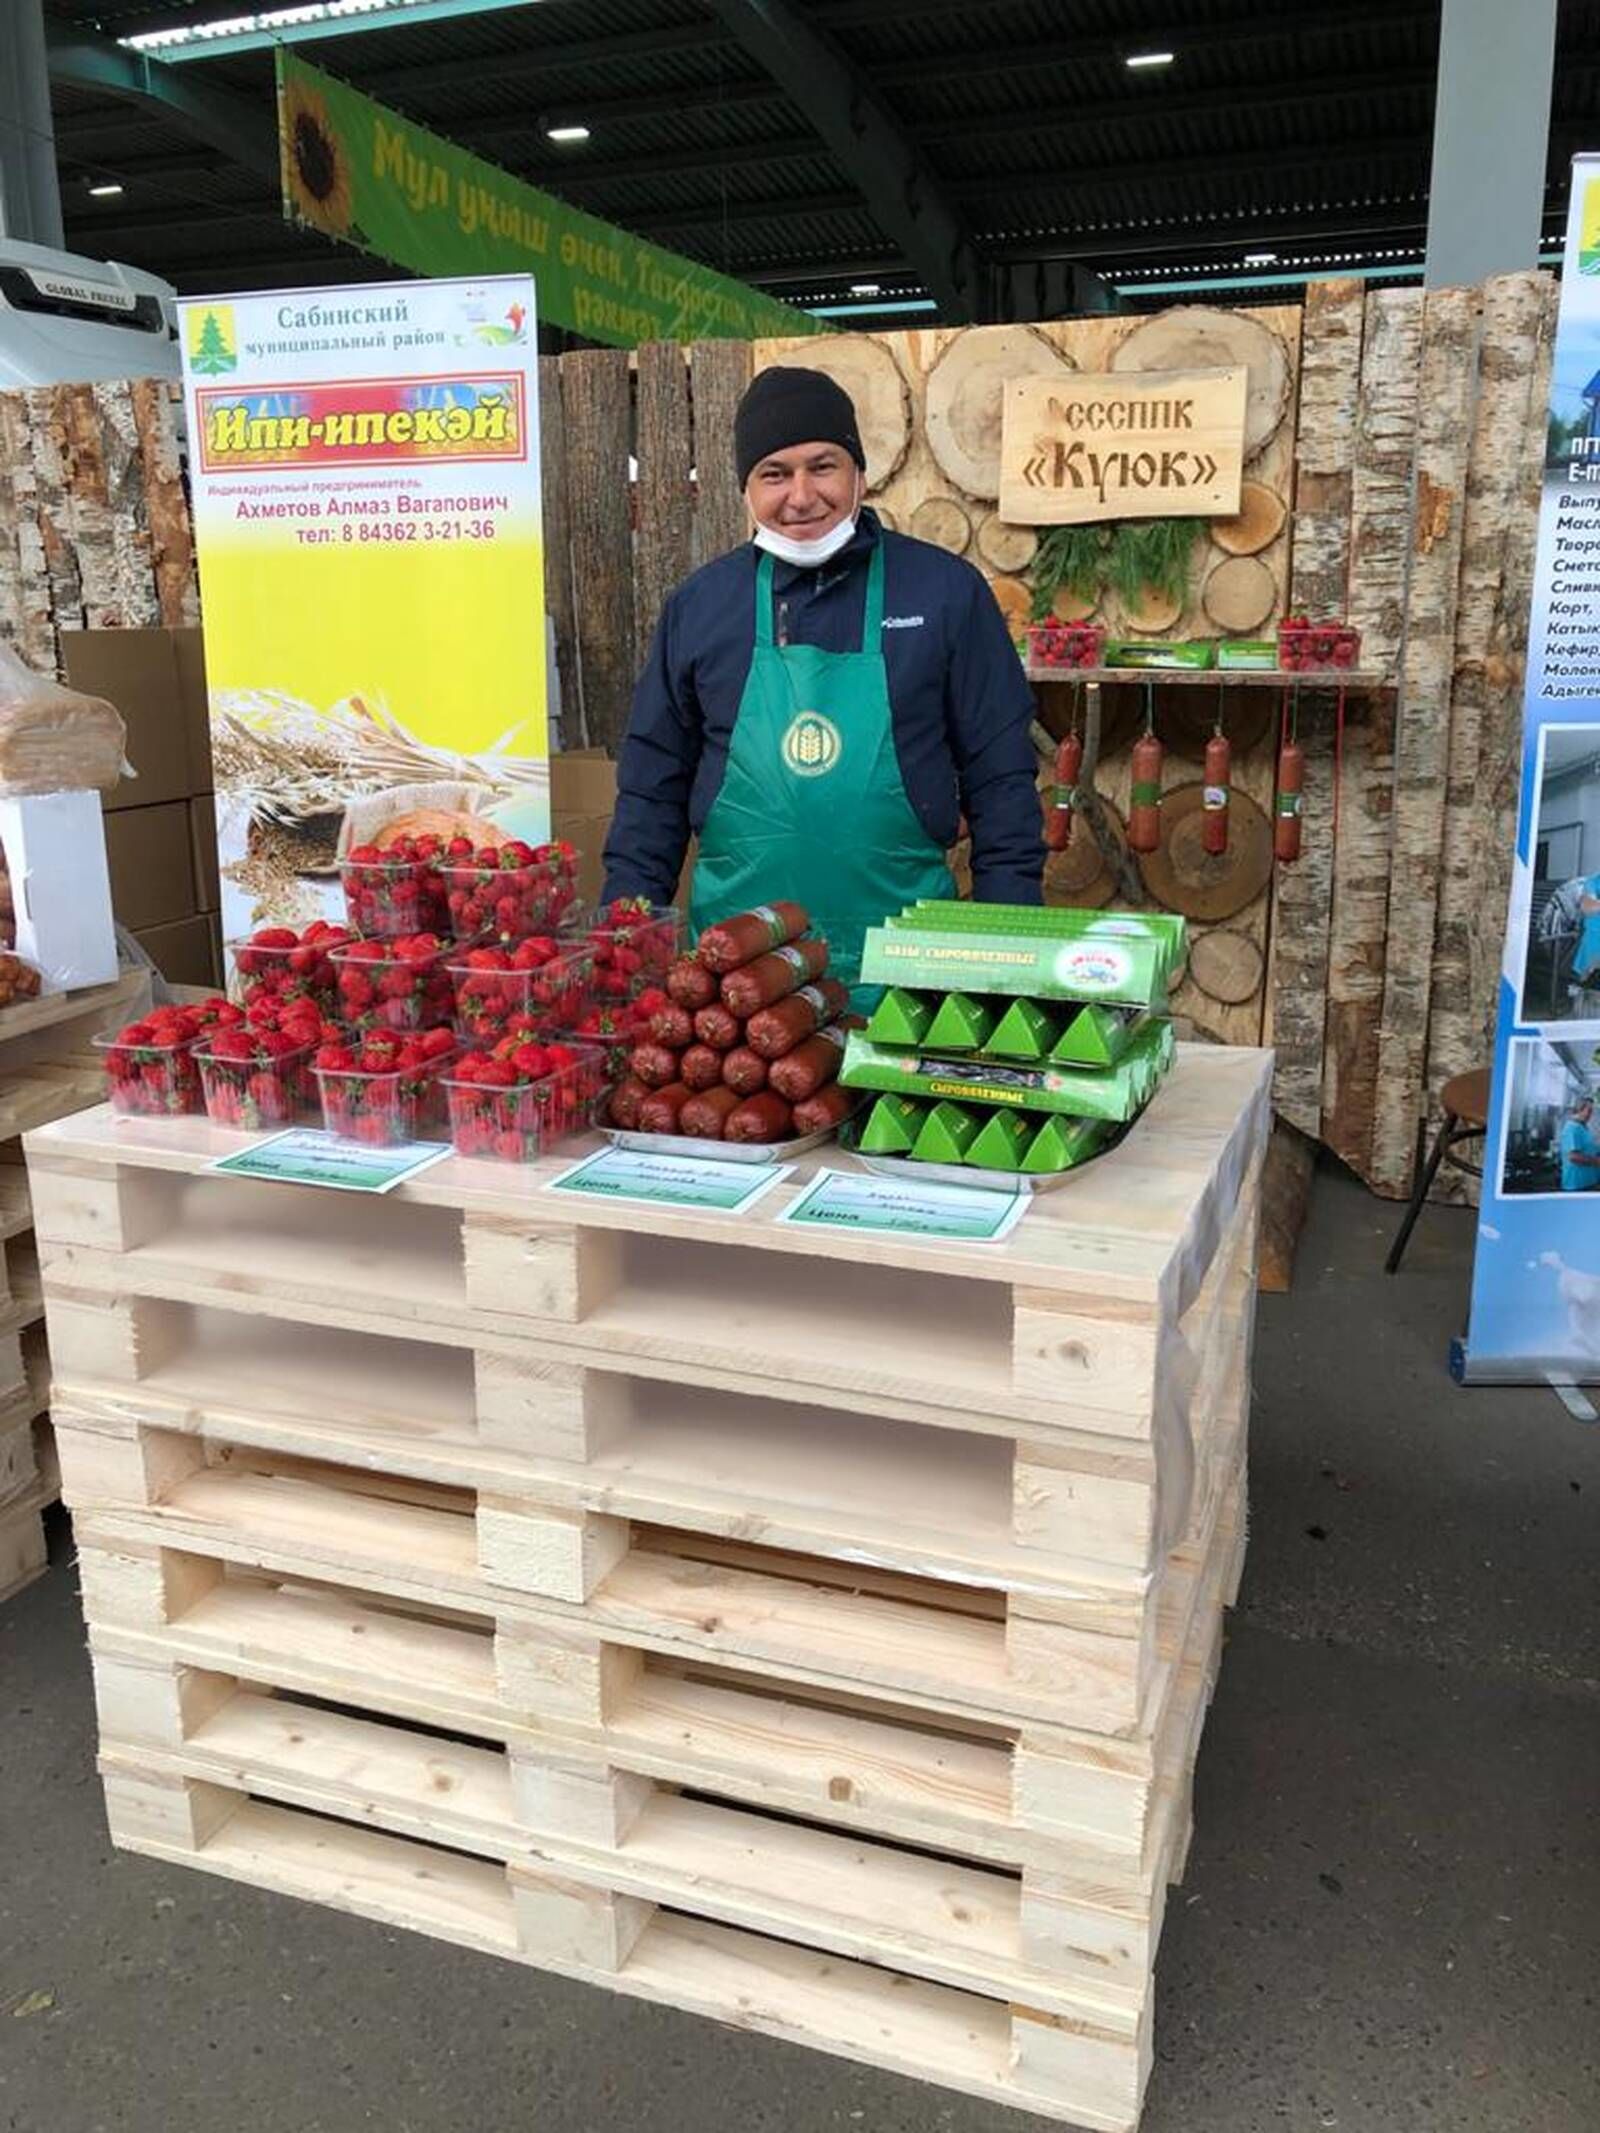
[
  {"x1": 546, "y1": 1144, "x2": 792, "y2": 1215},
  {"x1": 777, "y1": 1166, "x2": 1029, "y2": 1244}
]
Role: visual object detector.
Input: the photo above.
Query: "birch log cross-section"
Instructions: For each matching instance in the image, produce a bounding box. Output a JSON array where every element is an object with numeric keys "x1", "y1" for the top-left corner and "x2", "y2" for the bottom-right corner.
[
  {"x1": 1369, "y1": 284, "x2": 1480, "y2": 1198},
  {"x1": 1273, "y1": 279, "x2": 1365, "y2": 1138},
  {"x1": 563, "y1": 350, "x2": 636, "y2": 757},
  {"x1": 1424, "y1": 272, "x2": 1553, "y2": 1201},
  {"x1": 538, "y1": 356, "x2": 581, "y2": 747},
  {"x1": 1469, "y1": 278, "x2": 1558, "y2": 1059},
  {"x1": 634, "y1": 343, "x2": 693, "y2": 674},
  {"x1": 1322, "y1": 287, "x2": 1423, "y2": 1180}
]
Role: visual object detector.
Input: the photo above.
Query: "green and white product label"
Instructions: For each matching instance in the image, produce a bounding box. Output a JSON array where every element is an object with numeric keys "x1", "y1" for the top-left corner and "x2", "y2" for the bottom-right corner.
[
  {"x1": 210, "y1": 1128, "x2": 452, "y2": 1194},
  {"x1": 778, "y1": 1166, "x2": 1029, "y2": 1244},
  {"x1": 1051, "y1": 940, "x2": 1134, "y2": 995},
  {"x1": 546, "y1": 1144, "x2": 792, "y2": 1214},
  {"x1": 1276, "y1": 790, "x2": 1304, "y2": 817}
]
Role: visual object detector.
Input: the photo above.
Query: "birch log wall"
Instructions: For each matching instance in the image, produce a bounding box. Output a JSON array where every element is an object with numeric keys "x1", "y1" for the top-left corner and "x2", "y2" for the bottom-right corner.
[
  {"x1": 0, "y1": 284, "x2": 1558, "y2": 1216},
  {"x1": 0, "y1": 379, "x2": 196, "y2": 672},
  {"x1": 1293, "y1": 271, "x2": 1556, "y2": 1202}
]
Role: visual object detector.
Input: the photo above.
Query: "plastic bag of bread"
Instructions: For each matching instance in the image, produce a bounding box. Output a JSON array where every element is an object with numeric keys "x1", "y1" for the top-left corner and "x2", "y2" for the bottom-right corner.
[{"x1": 0, "y1": 642, "x2": 127, "y2": 794}]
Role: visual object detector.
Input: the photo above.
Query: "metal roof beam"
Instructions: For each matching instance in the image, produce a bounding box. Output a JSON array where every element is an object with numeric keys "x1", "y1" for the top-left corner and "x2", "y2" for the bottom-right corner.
[
  {"x1": 44, "y1": 21, "x2": 278, "y2": 182},
  {"x1": 53, "y1": 51, "x2": 1441, "y2": 173},
  {"x1": 622, "y1": 137, "x2": 1439, "y2": 242},
  {"x1": 297, "y1": 0, "x2": 1441, "y2": 106},
  {"x1": 358, "y1": 19, "x2": 732, "y2": 99},
  {"x1": 698, "y1": 0, "x2": 984, "y2": 318}
]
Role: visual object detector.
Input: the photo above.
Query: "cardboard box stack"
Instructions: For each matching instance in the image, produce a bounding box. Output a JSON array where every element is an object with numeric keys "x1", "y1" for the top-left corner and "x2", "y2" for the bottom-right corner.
[{"x1": 61, "y1": 628, "x2": 220, "y2": 989}]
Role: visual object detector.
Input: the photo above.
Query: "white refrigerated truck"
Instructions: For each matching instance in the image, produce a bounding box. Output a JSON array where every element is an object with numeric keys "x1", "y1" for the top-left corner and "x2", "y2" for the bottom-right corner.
[{"x1": 0, "y1": 236, "x2": 179, "y2": 387}]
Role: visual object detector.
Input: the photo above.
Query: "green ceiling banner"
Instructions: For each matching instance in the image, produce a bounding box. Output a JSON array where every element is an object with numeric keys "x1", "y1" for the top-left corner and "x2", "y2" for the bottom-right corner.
[{"x1": 276, "y1": 52, "x2": 821, "y2": 347}]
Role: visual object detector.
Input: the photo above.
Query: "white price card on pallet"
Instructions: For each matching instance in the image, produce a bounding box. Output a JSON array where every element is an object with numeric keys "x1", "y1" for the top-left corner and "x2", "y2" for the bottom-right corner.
[
  {"x1": 210, "y1": 1128, "x2": 453, "y2": 1194},
  {"x1": 546, "y1": 1144, "x2": 793, "y2": 1216},
  {"x1": 777, "y1": 1167, "x2": 1029, "y2": 1244}
]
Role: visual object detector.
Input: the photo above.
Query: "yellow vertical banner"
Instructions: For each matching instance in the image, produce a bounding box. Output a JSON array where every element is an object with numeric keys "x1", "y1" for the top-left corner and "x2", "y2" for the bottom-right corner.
[{"x1": 179, "y1": 273, "x2": 548, "y2": 940}]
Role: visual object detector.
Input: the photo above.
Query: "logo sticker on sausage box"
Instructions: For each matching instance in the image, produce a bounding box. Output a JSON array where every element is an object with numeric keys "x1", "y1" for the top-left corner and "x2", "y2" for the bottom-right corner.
[{"x1": 1051, "y1": 941, "x2": 1133, "y2": 994}]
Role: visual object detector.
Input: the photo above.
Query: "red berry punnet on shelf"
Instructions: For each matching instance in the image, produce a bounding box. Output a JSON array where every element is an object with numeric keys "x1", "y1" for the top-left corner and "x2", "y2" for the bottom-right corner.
[
  {"x1": 340, "y1": 835, "x2": 451, "y2": 938},
  {"x1": 194, "y1": 1027, "x2": 317, "y2": 1130},
  {"x1": 1025, "y1": 621, "x2": 1106, "y2": 670},
  {"x1": 438, "y1": 838, "x2": 579, "y2": 943},
  {"x1": 1276, "y1": 617, "x2": 1361, "y2": 672},
  {"x1": 230, "y1": 920, "x2": 352, "y2": 1018},
  {"x1": 442, "y1": 1036, "x2": 607, "y2": 1163},
  {"x1": 328, "y1": 932, "x2": 456, "y2": 1032},
  {"x1": 570, "y1": 982, "x2": 670, "y2": 1082},
  {"x1": 559, "y1": 898, "x2": 680, "y2": 1003},
  {"x1": 312, "y1": 1025, "x2": 457, "y2": 1145},
  {"x1": 95, "y1": 996, "x2": 243, "y2": 1117},
  {"x1": 446, "y1": 938, "x2": 596, "y2": 1041}
]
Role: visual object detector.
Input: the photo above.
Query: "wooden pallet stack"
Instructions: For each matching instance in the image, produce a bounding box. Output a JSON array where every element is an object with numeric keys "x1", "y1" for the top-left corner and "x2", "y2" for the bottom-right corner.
[
  {"x1": 0, "y1": 968, "x2": 149, "y2": 1600},
  {"x1": 31, "y1": 1045, "x2": 1268, "y2": 2130}
]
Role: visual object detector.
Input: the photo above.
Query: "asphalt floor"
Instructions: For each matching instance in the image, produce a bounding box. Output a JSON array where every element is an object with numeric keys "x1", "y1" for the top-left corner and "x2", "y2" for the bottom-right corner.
[{"x1": 1, "y1": 1163, "x2": 1596, "y2": 2133}]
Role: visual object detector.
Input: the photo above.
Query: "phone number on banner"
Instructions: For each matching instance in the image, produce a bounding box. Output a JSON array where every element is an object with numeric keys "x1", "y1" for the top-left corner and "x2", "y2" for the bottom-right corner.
[{"x1": 298, "y1": 515, "x2": 500, "y2": 547}]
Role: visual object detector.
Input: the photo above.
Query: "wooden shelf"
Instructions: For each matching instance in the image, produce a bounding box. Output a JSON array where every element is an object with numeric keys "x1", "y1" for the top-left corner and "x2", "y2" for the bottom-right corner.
[
  {"x1": 0, "y1": 971, "x2": 146, "y2": 1049},
  {"x1": 1026, "y1": 664, "x2": 1391, "y2": 690}
]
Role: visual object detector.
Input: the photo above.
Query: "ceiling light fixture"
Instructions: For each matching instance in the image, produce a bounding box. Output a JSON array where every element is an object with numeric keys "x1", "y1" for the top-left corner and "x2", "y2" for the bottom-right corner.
[
  {"x1": 87, "y1": 181, "x2": 125, "y2": 198},
  {"x1": 1243, "y1": 251, "x2": 1278, "y2": 267},
  {"x1": 849, "y1": 282, "x2": 882, "y2": 297},
  {"x1": 1125, "y1": 50, "x2": 1175, "y2": 69},
  {"x1": 546, "y1": 124, "x2": 591, "y2": 143},
  {"x1": 121, "y1": 0, "x2": 544, "y2": 61}
]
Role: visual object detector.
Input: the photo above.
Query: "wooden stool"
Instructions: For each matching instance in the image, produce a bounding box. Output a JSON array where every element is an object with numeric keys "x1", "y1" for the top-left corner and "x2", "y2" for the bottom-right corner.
[{"x1": 1384, "y1": 1068, "x2": 1491, "y2": 1273}]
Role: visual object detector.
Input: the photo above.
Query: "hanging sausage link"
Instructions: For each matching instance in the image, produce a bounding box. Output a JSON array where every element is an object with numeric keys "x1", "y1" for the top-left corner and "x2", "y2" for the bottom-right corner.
[
  {"x1": 1127, "y1": 730, "x2": 1165, "y2": 854},
  {"x1": 1202, "y1": 729, "x2": 1232, "y2": 856},
  {"x1": 1274, "y1": 736, "x2": 1305, "y2": 862},
  {"x1": 1045, "y1": 730, "x2": 1083, "y2": 852}
]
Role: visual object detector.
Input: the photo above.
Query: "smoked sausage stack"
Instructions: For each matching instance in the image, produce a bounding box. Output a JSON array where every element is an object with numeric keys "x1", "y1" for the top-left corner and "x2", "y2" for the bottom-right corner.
[{"x1": 609, "y1": 904, "x2": 850, "y2": 1143}]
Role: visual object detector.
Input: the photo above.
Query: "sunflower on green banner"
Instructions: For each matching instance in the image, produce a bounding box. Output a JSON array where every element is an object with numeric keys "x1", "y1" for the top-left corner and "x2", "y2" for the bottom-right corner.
[{"x1": 275, "y1": 53, "x2": 821, "y2": 350}]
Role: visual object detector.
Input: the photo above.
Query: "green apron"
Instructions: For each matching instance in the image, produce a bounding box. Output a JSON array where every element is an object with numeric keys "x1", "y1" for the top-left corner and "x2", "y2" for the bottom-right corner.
[{"x1": 690, "y1": 544, "x2": 954, "y2": 995}]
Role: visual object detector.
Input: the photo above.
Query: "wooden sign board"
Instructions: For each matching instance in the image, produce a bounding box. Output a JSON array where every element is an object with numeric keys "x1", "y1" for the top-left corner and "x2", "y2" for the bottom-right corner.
[{"x1": 999, "y1": 365, "x2": 1248, "y2": 524}]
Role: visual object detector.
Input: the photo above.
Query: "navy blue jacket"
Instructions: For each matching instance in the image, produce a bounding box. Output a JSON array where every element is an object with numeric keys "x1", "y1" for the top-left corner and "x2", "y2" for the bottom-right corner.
[{"x1": 601, "y1": 510, "x2": 1043, "y2": 908}]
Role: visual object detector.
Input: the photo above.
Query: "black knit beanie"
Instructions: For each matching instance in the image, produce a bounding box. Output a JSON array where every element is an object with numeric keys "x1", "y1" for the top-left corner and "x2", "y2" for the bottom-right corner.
[{"x1": 734, "y1": 366, "x2": 865, "y2": 487}]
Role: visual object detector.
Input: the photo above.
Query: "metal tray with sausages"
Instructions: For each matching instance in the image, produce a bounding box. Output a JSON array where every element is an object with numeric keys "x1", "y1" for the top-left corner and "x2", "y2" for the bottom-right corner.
[{"x1": 602, "y1": 1100, "x2": 866, "y2": 1166}]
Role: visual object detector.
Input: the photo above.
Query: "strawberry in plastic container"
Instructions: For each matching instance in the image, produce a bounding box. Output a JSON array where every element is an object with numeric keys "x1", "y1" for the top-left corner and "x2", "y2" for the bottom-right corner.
[
  {"x1": 340, "y1": 834, "x2": 449, "y2": 938},
  {"x1": 438, "y1": 837, "x2": 579, "y2": 943},
  {"x1": 561, "y1": 897, "x2": 679, "y2": 1004},
  {"x1": 313, "y1": 1025, "x2": 457, "y2": 1144},
  {"x1": 96, "y1": 996, "x2": 245, "y2": 1117},
  {"x1": 570, "y1": 984, "x2": 671, "y2": 1082},
  {"x1": 443, "y1": 1036, "x2": 607, "y2": 1162},
  {"x1": 447, "y1": 937, "x2": 595, "y2": 1041},
  {"x1": 194, "y1": 1021, "x2": 318, "y2": 1129},
  {"x1": 329, "y1": 932, "x2": 456, "y2": 1032},
  {"x1": 231, "y1": 919, "x2": 351, "y2": 1018}
]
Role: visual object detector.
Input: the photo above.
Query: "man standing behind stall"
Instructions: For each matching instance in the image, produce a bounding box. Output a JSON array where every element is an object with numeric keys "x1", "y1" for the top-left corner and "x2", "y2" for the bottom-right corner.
[
  {"x1": 1559, "y1": 1095, "x2": 1600, "y2": 1191},
  {"x1": 602, "y1": 366, "x2": 1043, "y2": 988}
]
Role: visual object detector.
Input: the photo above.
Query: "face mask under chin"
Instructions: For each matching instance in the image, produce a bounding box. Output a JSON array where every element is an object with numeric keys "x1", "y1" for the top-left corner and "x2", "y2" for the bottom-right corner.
[{"x1": 750, "y1": 475, "x2": 864, "y2": 569}]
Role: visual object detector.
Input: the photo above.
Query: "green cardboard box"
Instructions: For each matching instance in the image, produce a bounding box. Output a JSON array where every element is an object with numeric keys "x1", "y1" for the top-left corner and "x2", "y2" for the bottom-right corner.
[
  {"x1": 863, "y1": 912, "x2": 1181, "y2": 1009},
  {"x1": 840, "y1": 1018, "x2": 1174, "y2": 1122}
]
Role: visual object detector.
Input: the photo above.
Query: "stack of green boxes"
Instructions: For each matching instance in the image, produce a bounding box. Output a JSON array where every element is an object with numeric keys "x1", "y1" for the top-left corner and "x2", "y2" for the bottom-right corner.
[{"x1": 843, "y1": 904, "x2": 1186, "y2": 1178}]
